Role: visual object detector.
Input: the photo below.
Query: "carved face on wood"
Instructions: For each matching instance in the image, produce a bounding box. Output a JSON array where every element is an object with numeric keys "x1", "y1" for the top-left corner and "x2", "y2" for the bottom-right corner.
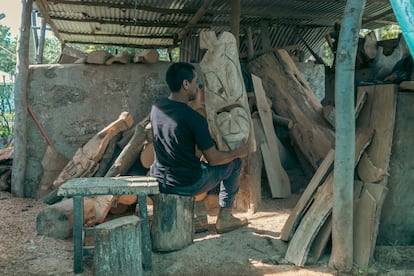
[{"x1": 200, "y1": 31, "x2": 253, "y2": 151}]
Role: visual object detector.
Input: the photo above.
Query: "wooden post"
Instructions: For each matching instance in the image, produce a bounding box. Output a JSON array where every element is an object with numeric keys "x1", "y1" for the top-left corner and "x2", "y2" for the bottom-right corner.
[
  {"x1": 230, "y1": 0, "x2": 240, "y2": 49},
  {"x1": 12, "y1": 0, "x2": 33, "y2": 197},
  {"x1": 260, "y1": 20, "x2": 271, "y2": 51},
  {"x1": 151, "y1": 193, "x2": 194, "y2": 252},
  {"x1": 94, "y1": 216, "x2": 143, "y2": 276},
  {"x1": 330, "y1": 0, "x2": 365, "y2": 272},
  {"x1": 246, "y1": 27, "x2": 255, "y2": 60}
]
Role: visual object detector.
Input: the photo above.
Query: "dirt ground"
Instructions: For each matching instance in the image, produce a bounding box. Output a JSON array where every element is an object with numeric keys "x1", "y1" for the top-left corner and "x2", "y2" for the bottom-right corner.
[{"x1": 1, "y1": 189, "x2": 413, "y2": 276}]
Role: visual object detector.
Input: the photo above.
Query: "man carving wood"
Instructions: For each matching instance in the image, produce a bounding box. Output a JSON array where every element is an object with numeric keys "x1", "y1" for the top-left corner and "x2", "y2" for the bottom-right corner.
[{"x1": 150, "y1": 62, "x2": 249, "y2": 233}]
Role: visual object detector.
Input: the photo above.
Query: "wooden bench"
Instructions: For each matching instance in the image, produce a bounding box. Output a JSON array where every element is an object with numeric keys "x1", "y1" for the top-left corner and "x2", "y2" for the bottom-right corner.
[{"x1": 57, "y1": 176, "x2": 159, "y2": 274}]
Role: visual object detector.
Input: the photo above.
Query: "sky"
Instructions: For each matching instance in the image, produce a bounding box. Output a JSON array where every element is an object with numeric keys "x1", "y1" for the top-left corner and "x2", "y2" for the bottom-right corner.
[{"x1": 0, "y1": 1, "x2": 23, "y2": 37}]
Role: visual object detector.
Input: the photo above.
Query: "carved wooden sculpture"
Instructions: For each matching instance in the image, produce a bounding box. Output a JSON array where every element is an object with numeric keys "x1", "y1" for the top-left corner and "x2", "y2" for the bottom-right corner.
[{"x1": 199, "y1": 31, "x2": 254, "y2": 151}]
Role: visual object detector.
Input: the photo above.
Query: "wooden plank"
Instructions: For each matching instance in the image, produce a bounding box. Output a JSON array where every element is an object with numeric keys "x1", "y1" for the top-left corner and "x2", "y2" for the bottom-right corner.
[
  {"x1": 57, "y1": 176, "x2": 159, "y2": 197},
  {"x1": 308, "y1": 179, "x2": 365, "y2": 264},
  {"x1": 354, "y1": 183, "x2": 388, "y2": 267},
  {"x1": 285, "y1": 174, "x2": 334, "y2": 266},
  {"x1": 252, "y1": 74, "x2": 290, "y2": 198},
  {"x1": 356, "y1": 84, "x2": 398, "y2": 184},
  {"x1": 280, "y1": 149, "x2": 334, "y2": 241},
  {"x1": 308, "y1": 214, "x2": 332, "y2": 264},
  {"x1": 284, "y1": 128, "x2": 374, "y2": 266}
]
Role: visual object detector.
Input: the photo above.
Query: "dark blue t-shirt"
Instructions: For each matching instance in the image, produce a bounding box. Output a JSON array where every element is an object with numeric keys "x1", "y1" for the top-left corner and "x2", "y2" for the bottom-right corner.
[{"x1": 150, "y1": 98, "x2": 214, "y2": 194}]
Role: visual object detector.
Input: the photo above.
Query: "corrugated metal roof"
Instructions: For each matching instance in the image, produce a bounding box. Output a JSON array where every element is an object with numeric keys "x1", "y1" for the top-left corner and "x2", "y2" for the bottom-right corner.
[{"x1": 34, "y1": 0, "x2": 397, "y2": 56}]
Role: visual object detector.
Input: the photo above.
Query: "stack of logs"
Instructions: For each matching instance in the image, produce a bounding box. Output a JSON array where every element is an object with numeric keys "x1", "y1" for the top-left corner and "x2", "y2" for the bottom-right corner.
[{"x1": 36, "y1": 112, "x2": 156, "y2": 239}]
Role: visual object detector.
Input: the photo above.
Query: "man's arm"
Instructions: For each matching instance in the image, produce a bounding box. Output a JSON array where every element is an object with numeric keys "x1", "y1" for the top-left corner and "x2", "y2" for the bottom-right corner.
[{"x1": 201, "y1": 140, "x2": 249, "y2": 166}]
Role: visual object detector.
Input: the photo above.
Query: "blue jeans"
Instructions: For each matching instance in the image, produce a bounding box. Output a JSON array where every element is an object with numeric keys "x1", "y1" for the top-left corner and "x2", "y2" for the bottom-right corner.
[{"x1": 191, "y1": 158, "x2": 242, "y2": 208}]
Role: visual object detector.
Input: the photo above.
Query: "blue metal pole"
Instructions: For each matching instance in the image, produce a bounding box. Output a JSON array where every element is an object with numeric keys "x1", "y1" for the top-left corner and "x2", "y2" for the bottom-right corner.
[
  {"x1": 390, "y1": 0, "x2": 414, "y2": 56},
  {"x1": 330, "y1": 0, "x2": 365, "y2": 272}
]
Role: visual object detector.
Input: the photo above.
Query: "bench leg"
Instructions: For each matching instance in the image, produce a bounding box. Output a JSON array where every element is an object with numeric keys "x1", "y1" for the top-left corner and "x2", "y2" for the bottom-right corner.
[
  {"x1": 137, "y1": 195, "x2": 152, "y2": 271},
  {"x1": 73, "y1": 196, "x2": 84, "y2": 274}
]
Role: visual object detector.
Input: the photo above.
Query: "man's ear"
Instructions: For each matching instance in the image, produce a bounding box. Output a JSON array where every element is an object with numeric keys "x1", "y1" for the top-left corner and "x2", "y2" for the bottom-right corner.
[{"x1": 182, "y1": 79, "x2": 189, "y2": 90}]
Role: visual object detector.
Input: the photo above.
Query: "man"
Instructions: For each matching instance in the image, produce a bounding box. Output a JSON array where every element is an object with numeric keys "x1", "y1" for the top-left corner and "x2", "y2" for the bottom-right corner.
[{"x1": 150, "y1": 62, "x2": 249, "y2": 233}]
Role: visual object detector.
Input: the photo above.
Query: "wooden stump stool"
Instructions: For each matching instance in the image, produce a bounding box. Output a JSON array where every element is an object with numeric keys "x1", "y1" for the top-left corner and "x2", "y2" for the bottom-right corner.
[
  {"x1": 94, "y1": 215, "x2": 142, "y2": 276},
  {"x1": 151, "y1": 193, "x2": 194, "y2": 251}
]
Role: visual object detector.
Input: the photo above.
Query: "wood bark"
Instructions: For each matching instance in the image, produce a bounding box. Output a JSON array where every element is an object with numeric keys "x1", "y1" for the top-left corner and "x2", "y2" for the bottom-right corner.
[
  {"x1": 105, "y1": 115, "x2": 150, "y2": 177},
  {"x1": 247, "y1": 50, "x2": 335, "y2": 170},
  {"x1": 94, "y1": 216, "x2": 143, "y2": 276},
  {"x1": 12, "y1": 0, "x2": 33, "y2": 197},
  {"x1": 36, "y1": 197, "x2": 95, "y2": 239},
  {"x1": 151, "y1": 193, "x2": 194, "y2": 252}
]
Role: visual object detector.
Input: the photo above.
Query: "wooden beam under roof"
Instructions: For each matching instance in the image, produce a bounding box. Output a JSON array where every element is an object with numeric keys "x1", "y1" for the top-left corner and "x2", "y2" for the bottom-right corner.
[
  {"x1": 35, "y1": 0, "x2": 65, "y2": 44},
  {"x1": 178, "y1": 0, "x2": 212, "y2": 40}
]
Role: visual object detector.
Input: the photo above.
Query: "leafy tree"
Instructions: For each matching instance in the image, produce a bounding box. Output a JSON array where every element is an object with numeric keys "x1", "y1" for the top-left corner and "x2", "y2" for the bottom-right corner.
[
  {"x1": 0, "y1": 25, "x2": 17, "y2": 74},
  {"x1": 42, "y1": 37, "x2": 61, "y2": 64}
]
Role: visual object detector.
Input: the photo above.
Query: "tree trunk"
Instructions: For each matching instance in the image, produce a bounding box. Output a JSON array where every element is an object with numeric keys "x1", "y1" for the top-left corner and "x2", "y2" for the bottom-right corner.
[
  {"x1": 36, "y1": 197, "x2": 95, "y2": 239},
  {"x1": 94, "y1": 216, "x2": 143, "y2": 276},
  {"x1": 247, "y1": 50, "x2": 335, "y2": 169},
  {"x1": 151, "y1": 193, "x2": 194, "y2": 252}
]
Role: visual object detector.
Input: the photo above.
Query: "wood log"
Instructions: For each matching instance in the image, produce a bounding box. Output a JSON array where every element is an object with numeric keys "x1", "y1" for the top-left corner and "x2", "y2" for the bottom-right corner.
[
  {"x1": 94, "y1": 216, "x2": 143, "y2": 276},
  {"x1": 36, "y1": 146, "x2": 69, "y2": 198},
  {"x1": 86, "y1": 50, "x2": 112, "y2": 64},
  {"x1": 248, "y1": 50, "x2": 335, "y2": 170},
  {"x1": 36, "y1": 197, "x2": 95, "y2": 239},
  {"x1": 105, "y1": 115, "x2": 150, "y2": 177},
  {"x1": 236, "y1": 116, "x2": 263, "y2": 212},
  {"x1": 53, "y1": 112, "x2": 134, "y2": 188},
  {"x1": 140, "y1": 142, "x2": 154, "y2": 169},
  {"x1": 105, "y1": 51, "x2": 132, "y2": 64},
  {"x1": 151, "y1": 193, "x2": 194, "y2": 252},
  {"x1": 93, "y1": 133, "x2": 121, "y2": 177},
  {"x1": 272, "y1": 111, "x2": 293, "y2": 129},
  {"x1": 58, "y1": 45, "x2": 86, "y2": 64},
  {"x1": 133, "y1": 49, "x2": 159, "y2": 64}
]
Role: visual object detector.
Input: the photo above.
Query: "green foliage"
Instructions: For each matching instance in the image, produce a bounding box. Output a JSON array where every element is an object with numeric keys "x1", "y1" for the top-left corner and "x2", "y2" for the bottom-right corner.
[
  {"x1": 0, "y1": 82, "x2": 14, "y2": 139},
  {"x1": 381, "y1": 25, "x2": 401, "y2": 40},
  {"x1": 42, "y1": 37, "x2": 61, "y2": 64},
  {"x1": 0, "y1": 25, "x2": 17, "y2": 74}
]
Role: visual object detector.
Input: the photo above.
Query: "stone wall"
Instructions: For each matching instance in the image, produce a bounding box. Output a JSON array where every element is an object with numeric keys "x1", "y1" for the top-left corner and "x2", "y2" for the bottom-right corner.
[
  {"x1": 26, "y1": 62, "x2": 171, "y2": 197},
  {"x1": 378, "y1": 91, "x2": 414, "y2": 245}
]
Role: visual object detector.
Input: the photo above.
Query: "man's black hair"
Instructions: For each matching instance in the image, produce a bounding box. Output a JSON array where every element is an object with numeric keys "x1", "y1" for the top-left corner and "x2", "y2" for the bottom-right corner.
[{"x1": 165, "y1": 62, "x2": 196, "y2": 93}]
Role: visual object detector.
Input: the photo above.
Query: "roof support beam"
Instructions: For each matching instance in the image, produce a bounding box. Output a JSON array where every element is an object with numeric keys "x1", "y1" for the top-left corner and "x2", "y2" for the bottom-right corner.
[
  {"x1": 178, "y1": 0, "x2": 212, "y2": 41},
  {"x1": 35, "y1": 0, "x2": 65, "y2": 44},
  {"x1": 12, "y1": 0, "x2": 33, "y2": 197},
  {"x1": 329, "y1": 0, "x2": 365, "y2": 272},
  {"x1": 230, "y1": 0, "x2": 241, "y2": 48}
]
